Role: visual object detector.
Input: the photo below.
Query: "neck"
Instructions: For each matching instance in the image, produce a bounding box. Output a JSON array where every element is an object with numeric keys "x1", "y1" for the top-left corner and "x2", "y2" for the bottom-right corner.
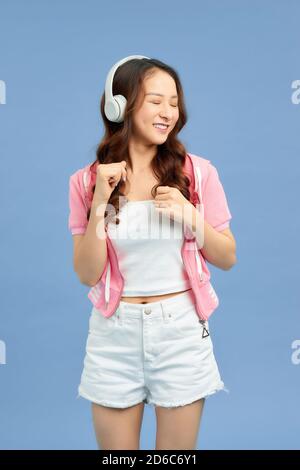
[{"x1": 128, "y1": 140, "x2": 157, "y2": 174}]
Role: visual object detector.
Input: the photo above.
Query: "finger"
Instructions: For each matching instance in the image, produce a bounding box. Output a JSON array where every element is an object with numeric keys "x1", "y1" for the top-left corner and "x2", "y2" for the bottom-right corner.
[
  {"x1": 109, "y1": 175, "x2": 118, "y2": 183},
  {"x1": 154, "y1": 195, "x2": 169, "y2": 201},
  {"x1": 156, "y1": 186, "x2": 170, "y2": 193},
  {"x1": 117, "y1": 162, "x2": 126, "y2": 182},
  {"x1": 154, "y1": 201, "x2": 169, "y2": 207},
  {"x1": 109, "y1": 176, "x2": 119, "y2": 188},
  {"x1": 113, "y1": 169, "x2": 125, "y2": 186}
]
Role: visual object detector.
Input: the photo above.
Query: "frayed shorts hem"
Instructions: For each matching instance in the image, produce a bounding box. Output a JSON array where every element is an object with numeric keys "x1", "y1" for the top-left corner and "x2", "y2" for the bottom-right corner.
[
  {"x1": 77, "y1": 383, "x2": 229, "y2": 409},
  {"x1": 76, "y1": 388, "x2": 148, "y2": 409},
  {"x1": 144, "y1": 383, "x2": 229, "y2": 408}
]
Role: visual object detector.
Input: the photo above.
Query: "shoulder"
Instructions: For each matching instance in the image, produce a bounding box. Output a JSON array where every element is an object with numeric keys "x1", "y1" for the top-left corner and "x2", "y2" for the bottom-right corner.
[
  {"x1": 69, "y1": 162, "x2": 94, "y2": 194},
  {"x1": 69, "y1": 163, "x2": 91, "y2": 182},
  {"x1": 186, "y1": 152, "x2": 217, "y2": 183}
]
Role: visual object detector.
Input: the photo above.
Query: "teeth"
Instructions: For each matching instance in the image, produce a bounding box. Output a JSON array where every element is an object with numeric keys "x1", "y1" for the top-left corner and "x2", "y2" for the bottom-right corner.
[{"x1": 154, "y1": 124, "x2": 168, "y2": 129}]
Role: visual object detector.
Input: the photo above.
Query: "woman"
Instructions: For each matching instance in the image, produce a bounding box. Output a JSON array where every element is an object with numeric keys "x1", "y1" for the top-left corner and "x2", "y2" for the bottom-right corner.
[{"x1": 68, "y1": 56, "x2": 237, "y2": 450}]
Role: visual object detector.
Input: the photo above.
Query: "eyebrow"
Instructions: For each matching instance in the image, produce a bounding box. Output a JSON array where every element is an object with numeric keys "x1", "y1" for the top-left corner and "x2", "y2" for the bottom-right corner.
[{"x1": 145, "y1": 92, "x2": 178, "y2": 99}]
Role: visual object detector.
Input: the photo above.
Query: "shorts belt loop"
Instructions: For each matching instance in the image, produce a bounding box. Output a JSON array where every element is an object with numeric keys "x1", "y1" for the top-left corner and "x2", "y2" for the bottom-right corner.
[
  {"x1": 116, "y1": 303, "x2": 123, "y2": 325},
  {"x1": 160, "y1": 301, "x2": 169, "y2": 324}
]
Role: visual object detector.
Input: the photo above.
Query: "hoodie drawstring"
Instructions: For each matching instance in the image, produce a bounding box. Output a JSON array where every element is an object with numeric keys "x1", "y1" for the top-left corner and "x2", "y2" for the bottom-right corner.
[{"x1": 105, "y1": 260, "x2": 111, "y2": 309}]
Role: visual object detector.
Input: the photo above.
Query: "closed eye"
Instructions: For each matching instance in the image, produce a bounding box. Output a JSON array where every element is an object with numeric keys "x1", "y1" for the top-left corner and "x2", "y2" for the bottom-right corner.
[{"x1": 152, "y1": 102, "x2": 178, "y2": 107}]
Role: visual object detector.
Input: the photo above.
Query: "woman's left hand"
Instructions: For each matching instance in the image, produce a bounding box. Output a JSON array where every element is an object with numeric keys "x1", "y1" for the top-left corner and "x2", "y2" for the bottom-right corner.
[{"x1": 154, "y1": 186, "x2": 194, "y2": 226}]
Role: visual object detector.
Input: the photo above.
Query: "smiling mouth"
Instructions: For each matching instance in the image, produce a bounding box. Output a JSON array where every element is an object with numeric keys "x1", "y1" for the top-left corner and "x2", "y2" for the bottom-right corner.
[{"x1": 153, "y1": 124, "x2": 170, "y2": 130}]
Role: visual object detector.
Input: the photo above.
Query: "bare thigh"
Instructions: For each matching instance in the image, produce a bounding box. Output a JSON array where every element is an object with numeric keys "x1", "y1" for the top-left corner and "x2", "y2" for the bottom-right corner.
[
  {"x1": 91, "y1": 401, "x2": 145, "y2": 450},
  {"x1": 155, "y1": 398, "x2": 205, "y2": 450}
]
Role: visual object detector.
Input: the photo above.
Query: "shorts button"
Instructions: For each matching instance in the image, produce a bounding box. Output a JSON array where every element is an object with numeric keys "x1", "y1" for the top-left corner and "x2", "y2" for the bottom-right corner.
[{"x1": 144, "y1": 308, "x2": 152, "y2": 315}]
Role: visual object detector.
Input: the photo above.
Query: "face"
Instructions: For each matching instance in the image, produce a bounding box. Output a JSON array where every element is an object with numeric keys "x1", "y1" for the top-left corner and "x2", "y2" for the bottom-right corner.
[{"x1": 131, "y1": 69, "x2": 180, "y2": 145}]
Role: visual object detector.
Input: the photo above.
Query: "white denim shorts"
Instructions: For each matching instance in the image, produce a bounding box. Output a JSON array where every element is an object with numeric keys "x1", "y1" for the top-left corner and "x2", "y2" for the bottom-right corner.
[{"x1": 77, "y1": 289, "x2": 229, "y2": 409}]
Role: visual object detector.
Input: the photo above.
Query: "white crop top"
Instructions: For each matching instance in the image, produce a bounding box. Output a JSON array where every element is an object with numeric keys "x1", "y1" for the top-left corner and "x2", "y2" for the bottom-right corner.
[{"x1": 106, "y1": 199, "x2": 191, "y2": 296}]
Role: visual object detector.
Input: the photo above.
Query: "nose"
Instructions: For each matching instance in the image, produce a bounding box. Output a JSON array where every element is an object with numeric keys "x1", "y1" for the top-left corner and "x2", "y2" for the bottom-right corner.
[
  {"x1": 159, "y1": 105, "x2": 173, "y2": 120},
  {"x1": 161, "y1": 113, "x2": 171, "y2": 120}
]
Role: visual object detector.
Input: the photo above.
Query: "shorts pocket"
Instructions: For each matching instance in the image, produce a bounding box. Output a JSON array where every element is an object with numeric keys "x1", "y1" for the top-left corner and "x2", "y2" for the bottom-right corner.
[
  {"x1": 88, "y1": 307, "x2": 117, "y2": 337},
  {"x1": 168, "y1": 304, "x2": 210, "y2": 339}
]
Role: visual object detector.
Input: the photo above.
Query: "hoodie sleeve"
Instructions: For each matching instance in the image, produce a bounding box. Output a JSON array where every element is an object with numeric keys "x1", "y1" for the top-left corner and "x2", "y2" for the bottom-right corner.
[
  {"x1": 68, "y1": 170, "x2": 88, "y2": 235},
  {"x1": 202, "y1": 162, "x2": 232, "y2": 231}
]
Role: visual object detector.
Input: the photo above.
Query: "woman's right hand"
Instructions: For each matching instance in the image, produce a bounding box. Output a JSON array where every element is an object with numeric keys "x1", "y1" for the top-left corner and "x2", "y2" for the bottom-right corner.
[{"x1": 93, "y1": 160, "x2": 127, "y2": 204}]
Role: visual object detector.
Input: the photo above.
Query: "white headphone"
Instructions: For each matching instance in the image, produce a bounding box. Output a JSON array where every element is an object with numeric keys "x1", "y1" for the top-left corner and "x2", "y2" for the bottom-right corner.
[{"x1": 104, "y1": 54, "x2": 151, "y2": 123}]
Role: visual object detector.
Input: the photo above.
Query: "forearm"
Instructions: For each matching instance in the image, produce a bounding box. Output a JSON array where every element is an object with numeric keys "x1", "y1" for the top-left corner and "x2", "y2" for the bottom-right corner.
[
  {"x1": 200, "y1": 220, "x2": 236, "y2": 270},
  {"x1": 188, "y1": 205, "x2": 236, "y2": 271},
  {"x1": 74, "y1": 200, "x2": 108, "y2": 286}
]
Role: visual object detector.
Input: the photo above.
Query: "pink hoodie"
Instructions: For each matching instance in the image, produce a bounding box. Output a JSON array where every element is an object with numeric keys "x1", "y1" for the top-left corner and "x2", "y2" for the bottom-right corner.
[{"x1": 68, "y1": 153, "x2": 232, "y2": 321}]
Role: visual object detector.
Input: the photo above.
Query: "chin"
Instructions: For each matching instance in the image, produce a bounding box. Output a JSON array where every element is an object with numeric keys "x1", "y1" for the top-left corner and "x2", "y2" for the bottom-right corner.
[
  {"x1": 152, "y1": 131, "x2": 169, "y2": 140},
  {"x1": 143, "y1": 135, "x2": 166, "y2": 145},
  {"x1": 152, "y1": 137, "x2": 168, "y2": 145}
]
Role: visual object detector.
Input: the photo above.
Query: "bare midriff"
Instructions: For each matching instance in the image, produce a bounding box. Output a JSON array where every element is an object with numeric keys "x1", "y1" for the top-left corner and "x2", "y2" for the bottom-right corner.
[{"x1": 120, "y1": 288, "x2": 192, "y2": 304}]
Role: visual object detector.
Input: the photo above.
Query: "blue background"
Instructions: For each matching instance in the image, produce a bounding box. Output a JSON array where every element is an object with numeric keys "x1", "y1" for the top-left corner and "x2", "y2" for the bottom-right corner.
[{"x1": 0, "y1": 0, "x2": 299, "y2": 450}]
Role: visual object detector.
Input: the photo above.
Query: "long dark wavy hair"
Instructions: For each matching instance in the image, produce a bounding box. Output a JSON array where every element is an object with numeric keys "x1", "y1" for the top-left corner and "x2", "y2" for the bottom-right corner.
[{"x1": 87, "y1": 57, "x2": 192, "y2": 225}]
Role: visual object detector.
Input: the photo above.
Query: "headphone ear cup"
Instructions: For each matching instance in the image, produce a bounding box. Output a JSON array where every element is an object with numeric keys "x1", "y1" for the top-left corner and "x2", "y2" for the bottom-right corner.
[
  {"x1": 105, "y1": 94, "x2": 127, "y2": 123},
  {"x1": 104, "y1": 55, "x2": 150, "y2": 123},
  {"x1": 113, "y1": 94, "x2": 127, "y2": 122}
]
